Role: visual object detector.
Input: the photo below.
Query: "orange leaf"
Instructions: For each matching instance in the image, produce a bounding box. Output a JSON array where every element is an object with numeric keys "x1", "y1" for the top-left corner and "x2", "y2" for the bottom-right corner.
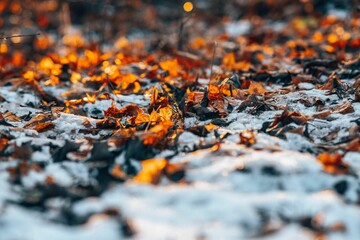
[
  {"x1": 159, "y1": 106, "x2": 172, "y2": 121},
  {"x1": 23, "y1": 114, "x2": 51, "y2": 129},
  {"x1": 208, "y1": 84, "x2": 222, "y2": 101},
  {"x1": 187, "y1": 91, "x2": 204, "y2": 105},
  {"x1": 0, "y1": 138, "x2": 9, "y2": 152},
  {"x1": 96, "y1": 117, "x2": 121, "y2": 129},
  {"x1": 317, "y1": 152, "x2": 348, "y2": 174},
  {"x1": 150, "y1": 87, "x2": 159, "y2": 105},
  {"x1": 233, "y1": 61, "x2": 251, "y2": 71},
  {"x1": 159, "y1": 59, "x2": 181, "y2": 77},
  {"x1": 149, "y1": 120, "x2": 173, "y2": 135},
  {"x1": 133, "y1": 158, "x2": 167, "y2": 184},
  {"x1": 190, "y1": 37, "x2": 206, "y2": 50},
  {"x1": 222, "y1": 52, "x2": 236, "y2": 70},
  {"x1": 204, "y1": 123, "x2": 217, "y2": 132},
  {"x1": 248, "y1": 81, "x2": 266, "y2": 95},
  {"x1": 135, "y1": 113, "x2": 151, "y2": 125},
  {"x1": 142, "y1": 120, "x2": 174, "y2": 145},
  {"x1": 111, "y1": 165, "x2": 127, "y2": 179},
  {"x1": 34, "y1": 122, "x2": 54, "y2": 133},
  {"x1": 3, "y1": 112, "x2": 21, "y2": 122}
]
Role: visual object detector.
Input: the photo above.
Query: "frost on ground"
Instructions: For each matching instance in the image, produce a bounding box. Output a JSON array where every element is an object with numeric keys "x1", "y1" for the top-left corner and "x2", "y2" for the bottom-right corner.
[{"x1": 1, "y1": 1, "x2": 360, "y2": 240}]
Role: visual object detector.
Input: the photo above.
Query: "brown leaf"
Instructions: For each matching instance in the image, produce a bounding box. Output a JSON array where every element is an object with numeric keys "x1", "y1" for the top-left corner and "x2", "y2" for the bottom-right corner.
[
  {"x1": 175, "y1": 51, "x2": 207, "y2": 69},
  {"x1": 312, "y1": 111, "x2": 332, "y2": 119},
  {"x1": 24, "y1": 113, "x2": 52, "y2": 129},
  {"x1": 327, "y1": 101, "x2": 354, "y2": 114},
  {"x1": 34, "y1": 122, "x2": 54, "y2": 133},
  {"x1": 104, "y1": 103, "x2": 142, "y2": 118},
  {"x1": 320, "y1": 73, "x2": 347, "y2": 92},
  {"x1": 96, "y1": 117, "x2": 121, "y2": 129},
  {"x1": 346, "y1": 138, "x2": 360, "y2": 152},
  {"x1": 0, "y1": 112, "x2": 14, "y2": 126},
  {"x1": 3, "y1": 112, "x2": 21, "y2": 122},
  {"x1": 268, "y1": 105, "x2": 309, "y2": 131}
]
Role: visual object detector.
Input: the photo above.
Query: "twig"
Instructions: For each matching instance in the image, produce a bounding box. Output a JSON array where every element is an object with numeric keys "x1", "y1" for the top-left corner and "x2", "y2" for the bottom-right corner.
[
  {"x1": 177, "y1": 13, "x2": 193, "y2": 51},
  {"x1": 209, "y1": 41, "x2": 217, "y2": 84},
  {"x1": 0, "y1": 33, "x2": 40, "y2": 40}
]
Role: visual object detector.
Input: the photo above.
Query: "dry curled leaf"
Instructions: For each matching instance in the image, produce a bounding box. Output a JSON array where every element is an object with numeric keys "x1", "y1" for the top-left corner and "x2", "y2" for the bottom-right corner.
[
  {"x1": 104, "y1": 103, "x2": 142, "y2": 118},
  {"x1": 327, "y1": 101, "x2": 354, "y2": 114},
  {"x1": 23, "y1": 113, "x2": 52, "y2": 129}
]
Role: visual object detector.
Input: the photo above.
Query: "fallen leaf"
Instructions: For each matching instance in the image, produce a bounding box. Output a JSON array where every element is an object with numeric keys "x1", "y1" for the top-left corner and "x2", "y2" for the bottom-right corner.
[
  {"x1": 133, "y1": 158, "x2": 167, "y2": 184},
  {"x1": 248, "y1": 81, "x2": 266, "y2": 95},
  {"x1": 317, "y1": 152, "x2": 348, "y2": 174},
  {"x1": 33, "y1": 122, "x2": 54, "y2": 132}
]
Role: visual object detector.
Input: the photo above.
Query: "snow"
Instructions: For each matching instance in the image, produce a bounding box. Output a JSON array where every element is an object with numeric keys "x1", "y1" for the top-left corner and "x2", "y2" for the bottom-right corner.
[
  {"x1": 1, "y1": 76, "x2": 359, "y2": 239},
  {"x1": 225, "y1": 20, "x2": 252, "y2": 37}
]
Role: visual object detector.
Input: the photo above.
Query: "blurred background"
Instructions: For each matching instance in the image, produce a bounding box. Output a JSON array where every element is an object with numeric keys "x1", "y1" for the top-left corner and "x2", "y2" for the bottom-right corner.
[
  {"x1": 0, "y1": 0, "x2": 358, "y2": 67},
  {"x1": 0, "y1": 0, "x2": 356, "y2": 40}
]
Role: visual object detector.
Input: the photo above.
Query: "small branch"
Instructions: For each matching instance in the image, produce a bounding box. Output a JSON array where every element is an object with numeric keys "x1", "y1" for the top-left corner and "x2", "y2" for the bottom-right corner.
[
  {"x1": 209, "y1": 41, "x2": 217, "y2": 84},
  {"x1": 0, "y1": 33, "x2": 40, "y2": 40},
  {"x1": 177, "y1": 13, "x2": 193, "y2": 51}
]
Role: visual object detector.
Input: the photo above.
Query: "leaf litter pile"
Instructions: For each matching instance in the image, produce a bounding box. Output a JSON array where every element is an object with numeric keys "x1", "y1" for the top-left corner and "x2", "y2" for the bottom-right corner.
[{"x1": 1, "y1": 1, "x2": 360, "y2": 239}]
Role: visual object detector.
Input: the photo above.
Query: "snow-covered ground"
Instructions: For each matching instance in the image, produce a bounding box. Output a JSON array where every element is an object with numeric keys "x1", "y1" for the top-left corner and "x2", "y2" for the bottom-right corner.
[{"x1": 0, "y1": 77, "x2": 359, "y2": 239}]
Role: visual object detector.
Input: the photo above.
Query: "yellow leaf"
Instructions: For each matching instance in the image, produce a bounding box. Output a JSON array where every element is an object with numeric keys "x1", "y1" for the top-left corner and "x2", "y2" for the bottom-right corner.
[
  {"x1": 23, "y1": 70, "x2": 36, "y2": 81},
  {"x1": 149, "y1": 120, "x2": 173, "y2": 135},
  {"x1": 135, "y1": 113, "x2": 150, "y2": 125},
  {"x1": 204, "y1": 123, "x2": 217, "y2": 132},
  {"x1": 133, "y1": 81, "x2": 141, "y2": 93},
  {"x1": 159, "y1": 106, "x2": 172, "y2": 121},
  {"x1": 150, "y1": 110, "x2": 160, "y2": 122},
  {"x1": 159, "y1": 59, "x2": 181, "y2": 77}
]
